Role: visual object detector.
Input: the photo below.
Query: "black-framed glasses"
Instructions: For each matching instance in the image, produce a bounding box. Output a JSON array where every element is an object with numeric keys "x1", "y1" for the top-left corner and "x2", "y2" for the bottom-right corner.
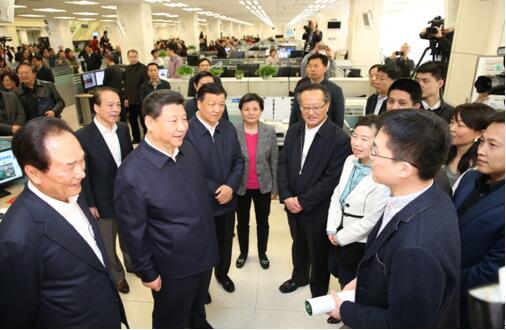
[{"x1": 371, "y1": 146, "x2": 418, "y2": 168}]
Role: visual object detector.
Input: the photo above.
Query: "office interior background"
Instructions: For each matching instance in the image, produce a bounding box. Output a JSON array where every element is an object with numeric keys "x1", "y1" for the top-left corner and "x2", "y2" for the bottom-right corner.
[{"x1": 0, "y1": 0, "x2": 504, "y2": 328}]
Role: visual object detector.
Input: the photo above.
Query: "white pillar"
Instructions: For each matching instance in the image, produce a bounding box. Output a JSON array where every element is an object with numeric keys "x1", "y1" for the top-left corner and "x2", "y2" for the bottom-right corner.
[
  {"x1": 206, "y1": 17, "x2": 220, "y2": 41},
  {"x1": 234, "y1": 23, "x2": 243, "y2": 39},
  {"x1": 444, "y1": 0, "x2": 504, "y2": 105},
  {"x1": 117, "y1": 2, "x2": 155, "y2": 64},
  {"x1": 178, "y1": 13, "x2": 199, "y2": 48},
  {"x1": 18, "y1": 29, "x2": 29, "y2": 45},
  {"x1": 47, "y1": 19, "x2": 73, "y2": 50},
  {"x1": 222, "y1": 21, "x2": 233, "y2": 37}
]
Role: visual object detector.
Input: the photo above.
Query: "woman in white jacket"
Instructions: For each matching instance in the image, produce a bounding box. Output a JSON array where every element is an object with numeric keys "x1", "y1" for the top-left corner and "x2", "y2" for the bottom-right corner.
[{"x1": 326, "y1": 115, "x2": 390, "y2": 288}]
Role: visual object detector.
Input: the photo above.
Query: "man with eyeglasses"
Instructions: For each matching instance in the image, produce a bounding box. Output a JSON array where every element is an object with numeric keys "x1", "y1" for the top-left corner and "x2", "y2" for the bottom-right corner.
[
  {"x1": 327, "y1": 110, "x2": 460, "y2": 328},
  {"x1": 0, "y1": 117, "x2": 127, "y2": 328},
  {"x1": 365, "y1": 64, "x2": 400, "y2": 115},
  {"x1": 290, "y1": 53, "x2": 345, "y2": 128},
  {"x1": 279, "y1": 83, "x2": 351, "y2": 297},
  {"x1": 185, "y1": 83, "x2": 244, "y2": 294}
]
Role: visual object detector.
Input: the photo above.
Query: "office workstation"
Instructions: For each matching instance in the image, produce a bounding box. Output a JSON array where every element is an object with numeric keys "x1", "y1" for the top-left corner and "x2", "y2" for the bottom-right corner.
[{"x1": 0, "y1": 0, "x2": 504, "y2": 329}]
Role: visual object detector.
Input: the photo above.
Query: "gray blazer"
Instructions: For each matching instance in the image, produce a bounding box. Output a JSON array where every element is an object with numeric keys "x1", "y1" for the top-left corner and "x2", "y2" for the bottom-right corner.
[
  {"x1": 236, "y1": 121, "x2": 278, "y2": 196},
  {"x1": 0, "y1": 90, "x2": 25, "y2": 136}
]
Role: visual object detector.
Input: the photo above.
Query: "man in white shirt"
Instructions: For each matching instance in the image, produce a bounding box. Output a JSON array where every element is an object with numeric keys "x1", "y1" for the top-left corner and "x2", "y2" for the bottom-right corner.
[
  {"x1": 76, "y1": 87, "x2": 134, "y2": 294},
  {"x1": 0, "y1": 117, "x2": 126, "y2": 328},
  {"x1": 327, "y1": 110, "x2": 460, "y2": 328}
]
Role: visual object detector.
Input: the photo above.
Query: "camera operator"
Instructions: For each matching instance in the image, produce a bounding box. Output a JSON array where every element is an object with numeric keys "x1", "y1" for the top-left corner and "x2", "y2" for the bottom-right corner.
[
  {"x1": 418, "y1": 16, "x2": 454, "y2": 66},
  {"x1": 385, "y1": 43, "x2": 415, "y2": 78},
  {"x1": 302, "y1": 20, "x2": 322, "y2": 55},
  {"x1": 300, "y1": 42, "x2": 337, "y2": 79}
]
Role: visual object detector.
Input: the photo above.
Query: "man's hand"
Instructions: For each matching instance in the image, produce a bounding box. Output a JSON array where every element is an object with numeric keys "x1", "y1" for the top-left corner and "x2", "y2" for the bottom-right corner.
[
  {"x1": 327, "y1": 290, "x2": 344, "y2": 320},
  {"x1": 324, "y1": 46, "x2": 333, "y2": 58},
  {"x1": 89, "y1": 207, "x2": 100, "y2": 220},
  {"x1": 215, "y1": 185, "x2": 233, "y2": 204},
  {"x1": 44, "y1": 110, "x2": 56, "y2": 117},
  {"x1": 124, "y1": 99, "x2": 129, "y2": 108},
  {"x1": 11, "y1": 125, "x2": 21, "y2": 134},
  {"x1": 284, "y1": 197, "x2": 302, "y2": 214},
  {"x1": 143, "y1": 275, "x2": 162, "y2": 292},
  {"x1": 328, "y1": 234, "x2": 338, "y2": 246}
]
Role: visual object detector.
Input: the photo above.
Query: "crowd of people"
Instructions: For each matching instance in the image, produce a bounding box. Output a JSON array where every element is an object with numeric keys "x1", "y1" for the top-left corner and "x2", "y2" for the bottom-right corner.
[{"x1": 0, "y1": 28, "x2": 503, "y2": 330}]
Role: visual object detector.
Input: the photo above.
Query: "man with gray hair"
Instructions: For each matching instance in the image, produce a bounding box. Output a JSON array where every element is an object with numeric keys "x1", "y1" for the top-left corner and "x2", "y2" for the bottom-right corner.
[{"x1": 278, "y1": 83, "x2": 351, "y2": 297}]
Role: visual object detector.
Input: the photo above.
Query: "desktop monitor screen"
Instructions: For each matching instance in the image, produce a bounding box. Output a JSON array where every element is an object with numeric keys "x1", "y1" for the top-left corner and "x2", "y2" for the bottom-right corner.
[
  {"x1": 0, "y1": 149, "x2": 23, "y2": 185},
  {"x1": 159, "y1": 68, "x2": 168, "y2": 80},
  {"x1": 95, "y1": 70, "x2": 105, "y2": 86},
  {"x1": 82, "y1": 72, "x2": 97, "y2": 90}
]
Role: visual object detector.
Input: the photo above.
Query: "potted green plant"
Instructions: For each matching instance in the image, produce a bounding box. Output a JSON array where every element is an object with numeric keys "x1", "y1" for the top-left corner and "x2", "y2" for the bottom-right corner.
[
  {"x1": 177, "y1": 65, "x2": 194, "y2": 79},
  {"x1": 235, "y1": 69, "x2": 244, "y2": 80},
  {"x1": 158, "y1": 50, "x2": 167, "y2": 58},
  {"x1": 187, "y1": 45, "x2": 197, "y2": 55},
  {"x1": 257, "y1": 65, "x2": 278, "y2": 79},
  {"x1": 210, "y1": 67, "x2": 224, "y2": 77}
]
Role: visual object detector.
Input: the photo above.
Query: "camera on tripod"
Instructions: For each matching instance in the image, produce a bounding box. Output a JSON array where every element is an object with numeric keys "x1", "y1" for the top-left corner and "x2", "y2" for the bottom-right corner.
[
  {"x1": 420, "y1": 16, "x2": 445, "y2": 40},
  {"x1": 0, "y1": 36, "x2": 12, "y2": 45}
]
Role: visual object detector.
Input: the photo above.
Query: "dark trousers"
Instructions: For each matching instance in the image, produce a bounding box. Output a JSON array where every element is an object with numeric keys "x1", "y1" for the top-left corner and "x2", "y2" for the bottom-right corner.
[
  {"x1": 96, "y1": 217, "x2": 132, "y2": 282},
  {"x1": 236, "y1": 189, "x2": 271, "y2": 256},
  {"x1": 127, "y1": 103, "x2": 146, "y2": 142},
  {"x1": 152, "y1": 270, "x2": 212, "y2": 329},
  {"x1": 334, "y1": 242, "x2": 366, "y2": 288},
  {"x1": 213, "y1": 211, "x2": 235, "y2": 281},
  {"x1": 288, "y1": 213, "x2": 330, "y2": 297}
]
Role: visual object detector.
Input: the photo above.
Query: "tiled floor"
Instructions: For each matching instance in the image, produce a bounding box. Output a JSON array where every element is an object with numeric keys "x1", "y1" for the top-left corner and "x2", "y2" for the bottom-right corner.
[{"x1": 62, "y1": 105, "x2": 342, "y2": 329}]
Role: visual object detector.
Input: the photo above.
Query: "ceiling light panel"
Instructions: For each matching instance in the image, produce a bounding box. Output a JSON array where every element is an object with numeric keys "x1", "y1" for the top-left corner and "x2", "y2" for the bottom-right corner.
[
  {"x1": 101, "y1": 5, "x2": 117, "y2": 10},
  {"x1": 287, "y1": 0, "x2": 337, "y2": 26},
  {"x1": 54, "y1": 16, "x2": 76, "y2": 19},
  {"x1": 237, "y1": 0, "x2": 273, "y2": 27},
  {"x1": 64, "y1": 1, "x2": 99, "y2": 5},
  {"x1": 73, "y1": 12, "x2": 99, "y2": 16},
  {"x1": 14, "y1": 5, "x2": 27, "y2": 8},
  {"x1": 33, "y1": 8, "x2": 66, "y2": 13},
  {"x1": 18, "y1": 14, "x2": 46, "y2": 17}
]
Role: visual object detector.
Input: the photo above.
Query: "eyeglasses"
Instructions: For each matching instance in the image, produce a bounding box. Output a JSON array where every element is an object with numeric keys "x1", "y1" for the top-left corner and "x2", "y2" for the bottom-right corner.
[
  {"x1": 371, "y1": 146, "x2": 418, "y2": 168},
  {"x1": 300, "y1": 103, "x2": 327, "y2": 113}
]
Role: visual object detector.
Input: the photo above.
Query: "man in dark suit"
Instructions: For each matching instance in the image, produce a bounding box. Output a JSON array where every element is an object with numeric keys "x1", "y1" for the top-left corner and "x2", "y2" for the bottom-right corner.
[
  {"x1": 453, "y1": 111, "x2": 505, "y2": 328},
  {"x1": 364, "y1": 64, "x2": 400, "y2": 115},
  {"x1": 328, "y1": 110, "x2": 460, "y2": 328},
  {"x1": 32, "y1": 53, "x2": 54, "y2": 83},
  {"x1": 83, "y1": 44, "x2": 102, "y2": 71},
  {"x1": 0, "y1": 117, "x2": 127, "y2": 328},
  {"x1": 185, "y1": 83, "x2": 244, "y2": 293},
  {"x1": 184, "y1": 71, "x2": 229, "y2": 121},
  {"x1": 278, "y1": 83, "x2": 351, "y2": 297},
  {"x1": 289, "y1": 53, "x2": 345, "y2": 128},
  {"x1": 415, "y1": 61, "x2": 454, "y2": 123},
  {"x1": 123, "y1": 49, "x2": 148, "y2": 143},
  {"x1": 102, "y1": 54, "x2": 127, "y2": 122},
  {"x1": 0, "y1": 89, "x2": 25, "y2": 135},
  {"x1": 115, "y1": 90, "x2": 218, "y2": 328},
  {"x1": 76, "y1": 87, "x2": 133, "y2": 294},
  {"x1": 215, "y1": 39, "x2": 228, "y2": 58}
]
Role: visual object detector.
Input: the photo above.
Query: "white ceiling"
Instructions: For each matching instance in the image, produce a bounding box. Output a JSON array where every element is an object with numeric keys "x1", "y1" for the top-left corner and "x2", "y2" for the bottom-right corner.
[{"x1": 13, "y1": 0, "x2": 324, "y2": 27}]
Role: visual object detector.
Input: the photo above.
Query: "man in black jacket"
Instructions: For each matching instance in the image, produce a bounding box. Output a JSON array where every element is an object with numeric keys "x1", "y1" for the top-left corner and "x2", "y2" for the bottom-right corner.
[
  {"x1": 415, "y1": 61, "x2": 454, "y2": 123},
  {"x1": 76, "y1": 87, "x2": 133, "y2": 294},
  {"x1": 140, "y1": 63, "x2": 171, "y2": 101},
  {"x1": 123, "y1": 49, "x2": 148, "y2": 143},
  {"x1": 115, "y1": 90, "x2": 218, "y2": 328},
  {"x1": 290, "y1": 53, "x2": 345, "y2": 128},
  {"x1": 83, "y1": 44, "x2": 102, "y2": 71},
  {"x1": 185, "y1": 83, "x2": 244, "y2": 293},
  {"x1": 365, "y1": 64, "x2": 400, "y2": 115},
  {"x1": 215, "y1": 39, "x2": 228, "y2": 58},
  {"x1": 32, "y1": 53, "x2": 54, "y2": 83},
  {"x1": 279, "y1": 83, "x2": 351, "y2": 297},
  {"x1": 16, "y1": 63, "x2": 65, "y2": 121},
  {"x1": 102, "y1": 54, "x2": 126, "y2": 122},
  {"x1": 0, "y1": 90, "x2": 25, "y2": 135}
]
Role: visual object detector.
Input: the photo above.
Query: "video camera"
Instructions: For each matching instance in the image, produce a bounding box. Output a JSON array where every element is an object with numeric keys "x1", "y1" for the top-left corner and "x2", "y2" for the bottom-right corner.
[
  {"x1": 420, "y1": 16, "x2": 445, "y2": 40},
  {"x1": 0, "y1": 36, "x2": 12, "y2": 46},
  {"x1": 474, "y1": 47, "x2": 505, "y2": 95}
]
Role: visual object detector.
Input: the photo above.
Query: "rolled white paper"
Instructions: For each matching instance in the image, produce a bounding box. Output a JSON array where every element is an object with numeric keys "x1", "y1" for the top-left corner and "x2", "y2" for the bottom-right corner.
[{"x1": 305, "y1": 290, "x2": 356, "y2": 317}]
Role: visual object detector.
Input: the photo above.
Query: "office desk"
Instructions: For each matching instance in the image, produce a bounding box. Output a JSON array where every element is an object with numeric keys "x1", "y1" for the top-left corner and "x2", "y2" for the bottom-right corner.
[
  {"x1": 247, "y1": 77, "x2": 290, "y2": 96},
  {"x1": 166, "y1": 79, "x2": 190, "y2": 96}
]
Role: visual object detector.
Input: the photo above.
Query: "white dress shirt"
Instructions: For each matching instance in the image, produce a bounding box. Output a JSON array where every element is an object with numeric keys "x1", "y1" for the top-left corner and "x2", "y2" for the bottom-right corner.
[
  {"x1": 421, "y1": 100, "x2": 441, "y2": 111},
  {"x1": 374, "y1": 95, "x2": 388, "y2": 115},
  {"x1": 94, "y1": 117, "x2": 121, "y2": 168},
  {"x1": 196, "y1": 111, "x2": 218, "y2": 140},
  {"x1": 300, "y1": 118, "x2": 326, "y2": 174},
  {"x1": 376, "y1": 182, "x2": 433, "y2": 237},
  {"x1": 28, "y1": 181, "x2": 105, "y2": 266},
  {"x1": 144, "y1": 136, "x2": 179, "y2": 162}
]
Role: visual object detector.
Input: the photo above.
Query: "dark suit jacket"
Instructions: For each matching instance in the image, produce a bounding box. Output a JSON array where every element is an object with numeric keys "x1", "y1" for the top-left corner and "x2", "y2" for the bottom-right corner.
[
  {"x1": 184, "y1": 97, "x2": 229, "y2": 121},
  {"x1": 76, "y1": 121, "x2": 133, "y2": 218},
  {"x1": 84, "y1": 51, "x2": 102, "y2": 71},
  {"x1": 103, "y1": 65, "x2": 124, "y2": 93},
  {"x1": 365, "y1": 92, "x2": 387, "y2": 115},
  {"x1": 185, "y1": 117, "x2": 244, "y2": 216},
  {"x1": 215, "y1": 44, "x2": 227, "y2": 58},
  {"x1": 289, "y1": 79, "x2": 345, "y2": 128},
  {"x1": 278, "y1": 119, "x2": 351, "y2": 222},
  {"x1": 340, "y1": 184, "x2": 461, "y2": 328},
  {"x1": 453, "y1": 171, "x2": 505, "y2": 327},
  {"x1": 16, "y1": 80, "x2": 65, "y2": 120},
  {"x1": 36, "y1": 65, "x2": 55, "y2": 83},
  {"x1": 0, "y1": 188, "x2": 127, "y2": 328},
  {"x1": 425, "y1": 100, "x2": 455, "y2": 123},
  {"x1": 0, "y1": 90, "x2": 25, "y2": 135},
  {"x1": 124, "y1": 62, "x2": 148, "y2": 105},
  {"x1": 187, "y1": 75, "x2": 222, "y2": 97},
  {"x1": 114, "y1": 141, "x2": 219, "y2": 282},
  {"x1": 140, "y1": 79, "x2": 171, "y2": 102}
]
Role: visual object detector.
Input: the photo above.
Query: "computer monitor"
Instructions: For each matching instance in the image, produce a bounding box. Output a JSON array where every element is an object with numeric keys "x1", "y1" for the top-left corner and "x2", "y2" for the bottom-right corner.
[
  {"x1": 95, "y1": 70, "x2": 105, "y2": 86},
  {"x1": 82, "y1": 72, "x2": 97, "y2": 90},
  {"x1": 289, "y1": 50, "x2": 304, "y2": 58},
  {"x1": 159, "y1": 68, "x2": 168, "y2": 80},
  {"x1": 278, "y1": 47, "x2": 289, "y2": 59},
  {"x1": 0, "y1": 148, "x2": 24, "y2": 197},
  {"x1": 187, "y1": 55, "x2": 199, "y2": 66},
  {"x1": 236, "y1": 63, "x2": 259, "y2": 77}
]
